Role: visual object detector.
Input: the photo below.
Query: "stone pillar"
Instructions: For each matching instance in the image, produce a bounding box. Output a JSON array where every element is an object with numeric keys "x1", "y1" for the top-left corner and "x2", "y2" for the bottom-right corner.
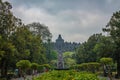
[{"x1": 57, "y1": 50, "x2": 64, "y2": 69}]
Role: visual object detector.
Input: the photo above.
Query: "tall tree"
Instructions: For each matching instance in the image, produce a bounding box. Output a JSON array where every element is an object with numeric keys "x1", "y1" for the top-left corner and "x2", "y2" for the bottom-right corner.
[
  {"x1": 10, "y1": 27, "x2": 31, "y2": 60},
  {"x1": 103, "y1": 11, "x2": 120, "y2": 77},
  {"x1": 0, "y1": 0, "x2": 22, "y2": 76},
  {"x1": 76, "y1": 34, "x2": 102, "y2": 63},
  {"x1": 27, "y1": 22, "x2": 52, "y2": 63},
  {"x1": 27, "y1": 22, "x2": 52, "y2": 42},
  {"x1": 0, "y1": 0, "x2": 22, "y2": 39},
  {"x1": 0, "y1": 36, "x2": 15, "y2": 76},
  {"x1": 93, "y1": 36, "x2": 116, "y2": 60},
  {"x1": 10, "y1": 27, "x2": 47, "y2": 64}
]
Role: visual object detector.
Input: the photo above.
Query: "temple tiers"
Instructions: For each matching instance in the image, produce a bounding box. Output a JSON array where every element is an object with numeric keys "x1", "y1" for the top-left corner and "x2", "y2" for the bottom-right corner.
[{"x1": 53, "y1": 34, "x2": 80, "y2": 52}]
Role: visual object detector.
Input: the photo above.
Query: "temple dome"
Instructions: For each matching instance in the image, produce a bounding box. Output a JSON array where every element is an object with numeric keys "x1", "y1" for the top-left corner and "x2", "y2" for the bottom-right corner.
[{"x1": 56, "y1": 34, "x2": 64, "y2": 43}]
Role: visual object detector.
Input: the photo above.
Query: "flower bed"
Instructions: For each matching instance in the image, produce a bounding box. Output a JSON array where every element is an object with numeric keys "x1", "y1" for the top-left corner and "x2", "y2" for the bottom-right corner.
[{"x1": 34, "y1": 70, "x2": 106, "y2": 80}]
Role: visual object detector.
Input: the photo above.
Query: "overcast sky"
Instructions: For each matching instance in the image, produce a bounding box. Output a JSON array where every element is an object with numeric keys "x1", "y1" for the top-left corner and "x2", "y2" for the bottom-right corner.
[{"x1": 3, "y1": 0, "x2": 120, "y2": 43}]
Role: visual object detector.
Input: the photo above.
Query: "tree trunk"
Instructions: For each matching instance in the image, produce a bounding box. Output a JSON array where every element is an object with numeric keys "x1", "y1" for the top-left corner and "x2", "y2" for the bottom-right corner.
[
  {"x1": 1, "y1": 59, "x2": 7, "y2": 77},
  {"x1": 117, "y1": 54, "x2": 120, "y2": 78},
  {"x1": 116, "y1": 48, "x2": 120, "y2": 78}
]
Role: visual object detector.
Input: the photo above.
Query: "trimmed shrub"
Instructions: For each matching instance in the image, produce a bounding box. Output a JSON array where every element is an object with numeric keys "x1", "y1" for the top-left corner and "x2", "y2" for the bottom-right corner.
[
  {"x1": 77, "y1": 62, "x2": 100, "y2": 73},
  {"x1": 31, "y1": 63, "x2": 39, "y2": 70},
  {"x1": 43, "y1": 64, "x2": 51, "y2": 69}
]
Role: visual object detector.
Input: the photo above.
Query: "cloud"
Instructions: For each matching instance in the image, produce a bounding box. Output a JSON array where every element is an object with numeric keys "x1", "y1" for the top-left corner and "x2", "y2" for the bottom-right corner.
[
  {"x1": 11, "y1": 5, "x2": 110, "y2": 43},
  {"x1": 3, "y1": 0, "x2": 120, "y2": 43}
]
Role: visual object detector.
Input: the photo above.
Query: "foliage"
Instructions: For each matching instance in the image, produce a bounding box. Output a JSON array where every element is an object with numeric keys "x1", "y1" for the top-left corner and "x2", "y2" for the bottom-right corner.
[
  {"x1": 0, "y1": 0, "x2": 22, "y2": 39},
  {"x1": 16, "y1": 60, "x2": 31, "y2": 70},
  {"x1": 76, "y1": 34, "x2": 103, "y2": 63},
  {"x1": 0, "y1": 0, "x2": 20, "y2": 76},
  {"x1": 27, "y1": 22, "x2": 52, "y2": 41},
  {"x1": 93, "y1": 36, "x2": 116, "y2": 60},
  {"x1": 37, "y1": 65, "x2": 44, "y2": 72},
  {"x1": 10, "y1": 26, "x2": 47, "y2": 64},
  {"x1": 63, "y1": 52, "x2": 76, "y2": 68},
  {"x1": 50, "y1": 50, "x2": 58, "y2": 60},
  {"x1": 100, "y1": 58, "x2": 113, "y2": 77},
  {"x1": 0, "y1": 0, "x2": 50, "y2": 77},
  {"x1": 100, "y1": 58, "x2": 113, "y2": 65},
  {"x1": 31, "y1": 63, "x2": 39, "y2": 70},
  {"x1": 50, "y1": 60, "x2": 57, "y2": 69},
  {"x1": 0, "y1": 36, "x2": 15, "y2": 60},
  {"x1": 10, "y1": 27, "x2": 31, "y2": 60},
  {"x1": 77, "y1": 62, "x2": 100, "y2": 73},
  {"x1": 76, "y1": 33, "x2": 115, "y2": 64},
  {"x1": 44, "y1": 40, "x2": 58, "y2": 64},
  {"x1": 16, "y1": 60, "x2": 31, "y2": 78},
  {"x1": 43, "y1": 64, "x2": 51, "y2": 69},
  {"x1": 34, "y1": 70, "x2": 106, "y2": 80},
  {"x1": 103, "y1": 10, "x2": 120, "y2": 76},
  {"x1": 37, "y1": 64, "x2": 51, "y2": 72}
]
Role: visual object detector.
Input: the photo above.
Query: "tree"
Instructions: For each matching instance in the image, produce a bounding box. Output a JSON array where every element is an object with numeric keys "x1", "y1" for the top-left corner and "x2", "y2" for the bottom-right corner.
[
  {"x1": 103, "y1": 11, "x2": 120, "y2": 77},
  {"x1": 76, "y1": 42, "x2": 88, "y2": 63},
  {"x1": 93, "y1": 36, "x2": 116, "y2": 60},
  {"x1": 10, "y1": 27, "x2": 47, "y2": 64},
  {"x1": 100, "y1": 57, "x2": 113, "y2": 79},
  {"x1": 0, "y1": 1, "x2": 22, "y2": 39},
  {"x1": 0, "y1": 0, "x2": 21, "y2": 76},
  {"x1": 63, "y1": 52, "x2": 76, "y2": 68},
  {"x1": 0, "y1": 0, "x2": 51, "y2": 77},
  {"x1": 27, "y1": 22, "x2": 53, "y2": 64},
  {"x1": 76, "y1": 34, "x2": 103, "y2": 63},
  {"x1": 27, "y1": 22, "x2": 52, "y2": 42},
  {"x1": 10, "y1": 27, "x2": 31, "y2": 60},
  {"x1": 16, "y1": 60, "x2": 31, "y2": 78},
  {"x1": 76, "y1": 33, "x2": 116, "y2": 64},
  {"x1": 31, "y1": 63, "x2": 38, "y2": 75},
  {"x1": 0, "y1": 36, "x2": 15, "y2": 76}
]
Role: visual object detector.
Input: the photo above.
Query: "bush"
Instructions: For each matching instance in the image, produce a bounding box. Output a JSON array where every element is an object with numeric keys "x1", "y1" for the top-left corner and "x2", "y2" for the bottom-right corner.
[
  {"x1": 100, "y1": 58, "x2": 113, "y2": 65},
  {"x1": 37, "y1": 65, "x2": 44, "y2": 72},
  {"x1": 43, "y1": 64, "x2": 51, "y2": 69},
  {"x1": 37, "y1": 64, "x2": 51, "y2": 73},
  {"x1": 33, "y1": 70, "x2": 106, "y2": 80},
  {"x1": 31, "y1": 63, "x2": 39, "y2": 70},
  {"x1": 16, "y1": 60, "x2": 31, "y2": 70},
  {"x1": 0, "y1": 78, "x2": 7, "y2": 80},
  {"x1": 77, "y1": 62, "x2": 100, "y2": 73}
]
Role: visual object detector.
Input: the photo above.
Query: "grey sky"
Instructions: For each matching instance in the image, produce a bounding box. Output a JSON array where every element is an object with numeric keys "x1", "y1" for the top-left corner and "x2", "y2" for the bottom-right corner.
[{"x1": 3, "y1": 0, "x2": 120, "y2": 43}]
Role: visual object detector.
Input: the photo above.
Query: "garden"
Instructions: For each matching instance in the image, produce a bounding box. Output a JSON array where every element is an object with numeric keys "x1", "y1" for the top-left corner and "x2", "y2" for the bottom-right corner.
[
  {"x1": 33, "y1": 70, "x2": 106, "y2": 80},
  {"x1": 0, "y1": 0, "x2": 120, "y2": 80}
]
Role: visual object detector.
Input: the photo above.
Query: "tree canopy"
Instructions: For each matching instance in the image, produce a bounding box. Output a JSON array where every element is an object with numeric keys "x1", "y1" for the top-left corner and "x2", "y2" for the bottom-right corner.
[
  {"x1": 0, "y1": 0, "x2": 51, "y2": 77},
  {"x1": 103, "y1": 10, "x2": 120, "y2": 77}
]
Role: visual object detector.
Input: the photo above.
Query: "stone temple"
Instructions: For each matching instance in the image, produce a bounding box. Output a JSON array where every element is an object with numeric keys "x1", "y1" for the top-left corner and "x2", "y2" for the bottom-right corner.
[
  {"x1": 53, "y1": 34, "x2": 80, "y2": 52},
  {"x1": 52, "y1": 34, "x2": 80, "y2": 69}
]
